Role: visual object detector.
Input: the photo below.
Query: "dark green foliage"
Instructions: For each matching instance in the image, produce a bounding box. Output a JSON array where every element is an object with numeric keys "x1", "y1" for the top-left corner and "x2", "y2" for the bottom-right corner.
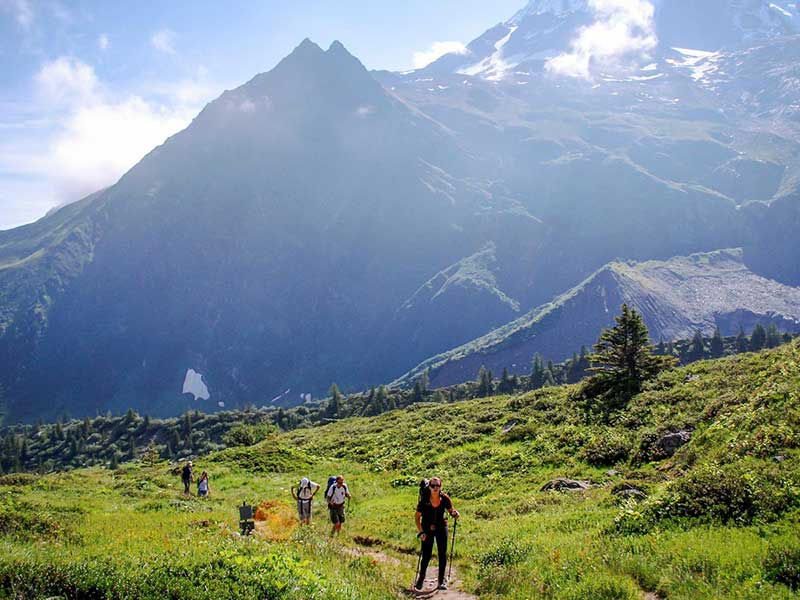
[
  {"x1": 688, "y1": 330, "x2": 706, "y2": 362},
  {"x1": 222, "y1": 423, "x2": 277, "y2": 447},
  {"x1": 737, "y1": 326, "x2": 749, "y2": 353},
  {"x1": 710, "y1": 327, "x2": 724, "y2": 358},
  {"x1": 657, "y1": 463, "x2": 799, "y2": 525},
  {"x1": 478, "y1": 366, "x2": 494, "y2": 398},
  {"x1": 751, "y1": 323, "x2": 767, "y2": 351},
  {"x1": 530, "y1": 354, "x2": 545, "y2": 390},
  {"x1": 584, "y1": 304, "x2": 677, "y2": 410},
  {"x1": 767, "y1": 323, "x2": 783, "y2": 348},
  {"x1": 765, "y1": 539, "x2": 800, "y2": 590},
  {"x1": 579, "y1": 431, "x2": 631, "y2": 466},
  {"x1": 326, "y1": 383, "x2": 343, "y2": 419}
]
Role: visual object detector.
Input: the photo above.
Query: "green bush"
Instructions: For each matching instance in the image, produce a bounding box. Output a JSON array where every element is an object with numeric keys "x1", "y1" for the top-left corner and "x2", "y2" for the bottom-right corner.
[
  {"x1": 659, "y1": 462, "x2": 798, "y2": 525},
  {"x1": 222, "y1": 423, "x2": 278, "y2": 447},
  {"x1": 477, "y1": 537, "x2": 532, "y2": 568},
  {"x1": 580, "y1": 432, "x2": 631, "y2": 466},
  {"x1": 765, "y1": 538, "x2": 800, "y2": 590},
  {"x1": 567, "y1": 574, "x2": 640, "y2": 600}
]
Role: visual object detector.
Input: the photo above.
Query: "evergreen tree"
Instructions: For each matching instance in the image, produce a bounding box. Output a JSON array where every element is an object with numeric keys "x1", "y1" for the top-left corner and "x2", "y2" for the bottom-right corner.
[
  {"x1": 70, "y1": 437, "x2": 79, "y2": 458},
  {"x1": 125, "y1": 408, "x2": 136, "y2": 425},
  {"x1": 129, "y1": 435, "x2": 137, "y2": 459},
  {"x1": 499, "y1": 367, "x2": 514, "y2": 393},
  {"x1": 477, "y1": 366, "x2": 493, "y2": 398},
  {"x1": 529, "y1": 354, "x2": 545, "y2": 389},
  {"x1": 655, "y1": 338, "x2": 666, "y2": 356},
  {"x1": 710, "y1": 327, "x2": 724, "y2": 358},
  {"x1": 420, "y1": 369, "x2": 430, "y2": 393},
  {"x1": 109, "y1": 453, "x2": 119, "y2": 470},
  {"x1": 82, "y1": 416, "x2": 91, "y2": 438},
  {"x1": 766, "y1": 323, "x2": 782, "y2": 348},
  {"x1": 750, "y1": 323, "x2": 767, "y2": 351},
  {"x1": 170, "y1": 430, "x2": 181, "y2": 455},
  {"x1": 181, "y1": 412, "x2": 193, "y2": 440},
  {"x1": 327, "y1": 384, "x2": 343, "y2": 419},
  {"x1": 588, "y1": 303, "x2": 676, "y2": 399},
  {"x1": 542, "y1": 368, "x2": 556, "y2": 387},
  {"x1": 688, "y1": 330, "x2": 706, "y2": 362},
  {"x1": 413, "y1": 380, "x2": 424, "y2": 403},
  {"x1": 737, "y1": 326, "x2": 749, "y2": 353}
]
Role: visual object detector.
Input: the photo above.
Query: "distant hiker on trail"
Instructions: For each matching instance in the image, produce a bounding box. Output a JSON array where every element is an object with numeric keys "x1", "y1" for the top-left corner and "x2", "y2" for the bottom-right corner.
[
  {"x1": 197, "y1": 470, "x2": 210, "y2": 497},
  {"x1": 415, "y1": 477, "x2": 459, "y2": 591},
  {"x1": 291, "y1": 477, "x2": 320, "y2": 524},
  {"x1": 326, "y1": 475, "x2": 351, "y2": 535},
  {"x1": 181, "y1": 461, "x2": 194, "y2": 495}
]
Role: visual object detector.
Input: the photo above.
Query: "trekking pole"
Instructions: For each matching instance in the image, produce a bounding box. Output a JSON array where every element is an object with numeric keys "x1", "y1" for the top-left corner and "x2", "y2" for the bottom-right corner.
[
  {"x1": 413, "y1": 537, "x2": 423, "y2": 590},
  {"x1": 448, "y1": 519, "x2": 458, "y2": 581}
]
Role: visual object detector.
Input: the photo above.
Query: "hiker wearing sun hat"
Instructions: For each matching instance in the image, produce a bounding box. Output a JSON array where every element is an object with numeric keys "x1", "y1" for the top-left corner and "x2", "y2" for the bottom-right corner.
[{"x1": 291, "y1": 476, "x2": 320, "y2": 525}]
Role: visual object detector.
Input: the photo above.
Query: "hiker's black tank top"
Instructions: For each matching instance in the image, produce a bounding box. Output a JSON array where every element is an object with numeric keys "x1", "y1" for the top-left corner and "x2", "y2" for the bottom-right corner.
[{"x1": 417, "y1": 494, "x2": 452, "y2": 531}]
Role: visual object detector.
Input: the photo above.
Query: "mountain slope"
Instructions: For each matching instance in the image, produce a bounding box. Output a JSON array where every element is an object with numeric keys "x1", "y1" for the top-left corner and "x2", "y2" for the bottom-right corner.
[
  {"x1": 398, "y1": 249, "x2": 800, "y2": 388},
  {"x1": 0, "y1": 40, "x2": 537, "y2": 421}
]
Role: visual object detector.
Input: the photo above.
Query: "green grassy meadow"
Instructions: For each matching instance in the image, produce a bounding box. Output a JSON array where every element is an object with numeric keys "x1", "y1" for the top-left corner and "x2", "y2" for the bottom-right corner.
[{"x1": 2, "y1": 342, "x2": 800, "y2": 599}]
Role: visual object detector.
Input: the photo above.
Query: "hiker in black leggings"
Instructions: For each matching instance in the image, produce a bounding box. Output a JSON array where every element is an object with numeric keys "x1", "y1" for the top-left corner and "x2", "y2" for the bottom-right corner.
[{"x1": 414, "y1": 477, "x2": 459, "y2": 591}]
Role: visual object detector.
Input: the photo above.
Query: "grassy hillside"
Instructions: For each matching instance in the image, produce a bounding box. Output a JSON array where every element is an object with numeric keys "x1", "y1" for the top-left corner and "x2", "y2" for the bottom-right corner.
[{"x1": 2, "y1": 343, "x2": 800, "y2": 599}]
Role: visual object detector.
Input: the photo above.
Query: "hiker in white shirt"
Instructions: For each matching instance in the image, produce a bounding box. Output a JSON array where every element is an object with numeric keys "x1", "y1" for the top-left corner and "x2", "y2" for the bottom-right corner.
[
  {"x1": 325, "y1": 475, "x2": 351, "y2": 535},
  {"x1": 291, "y1": 477, "x2": 320, "y2": 525}
]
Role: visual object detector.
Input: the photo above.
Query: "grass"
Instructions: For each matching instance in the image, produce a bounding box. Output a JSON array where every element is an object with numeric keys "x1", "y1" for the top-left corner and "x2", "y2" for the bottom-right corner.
[{"x1": 1, "y1": 343, "x2": 800, "y2": 598}]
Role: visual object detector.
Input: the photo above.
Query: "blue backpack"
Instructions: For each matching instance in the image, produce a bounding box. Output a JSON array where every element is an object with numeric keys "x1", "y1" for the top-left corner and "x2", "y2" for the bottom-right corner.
[{"x1": 325, "y1": 476, "x2": 338, "y2": 499}]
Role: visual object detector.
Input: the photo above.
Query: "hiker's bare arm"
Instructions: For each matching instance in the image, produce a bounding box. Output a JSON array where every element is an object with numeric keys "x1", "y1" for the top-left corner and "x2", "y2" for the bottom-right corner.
[
  {"x1": 415, "y1": 511, "x2": 426, "y2": 539},
  {"x1": 291, "y1": 487, "x2": 297, "y2": 500}
]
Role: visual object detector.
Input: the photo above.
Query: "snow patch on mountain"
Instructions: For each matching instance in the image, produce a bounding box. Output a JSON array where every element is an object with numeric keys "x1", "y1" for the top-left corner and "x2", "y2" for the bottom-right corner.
[
  {"x1": 458, "y1": 25, "x2": 520, "y2": 80},
  {"x1": 510, "y1": 0, "x2": 590, "y2": 23}
]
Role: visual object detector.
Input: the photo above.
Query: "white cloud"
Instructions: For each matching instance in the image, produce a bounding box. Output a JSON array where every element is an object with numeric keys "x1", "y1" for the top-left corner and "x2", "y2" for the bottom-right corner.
[
  {"x1": 35, "y1": 56, "x2": 99, "y2": 106},
  {"x1": 151, "y1": 28, "x2": 177, "y2": 54},
  {"x1": 546, "y1": 0, "x2": 657, "y2": 79},
  {"x1": 0, "y1": 57, "x2": 221, "y2": 223},
  {"x1": 98, "y1": 33, "x2": 109, "y2": 51},
  {"x1": 412, "y1": 41, "x2": 468, "y2": 69},
  {"x1": 0, "y1": 0, "x2": 34, "y2": 29}
]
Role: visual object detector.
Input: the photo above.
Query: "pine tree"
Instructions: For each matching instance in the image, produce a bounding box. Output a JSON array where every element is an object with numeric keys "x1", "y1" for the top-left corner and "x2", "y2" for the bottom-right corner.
[
  {"x1": 477, "y1": 366, "x2": 493, "y2": 398},
  {"x1": 413, "y1": 380, "x2": 424, "y2": 403},
  {"x1": 170, "y1": 430, "x2": 181, "y2": 455},
  {"x1": 420, "y1": 369, "x2": 430, "y2": 393},
  {"x1": 529, "y1": 354, "x2": 545, "y2": 389},
  {"x1": 750, "y1": 323, "x2": 767, "y2": 351},
  {"x1": 710, "y1": 327, "x2": 724, "y2": 358},
  {"x1": 655, "y1": 338, "x2": 666, "y2": 356},
  {"x1": 688, "y1": 330, "x2": 706, "y2": 362},
  {"x1": 129, "y1": 435, "x2": 137, "y2": 459},
  {"x1": 327, "y1": 384, "x2": 343, "y2": 419},
  {"x1": 736, "y1": 326, "x2": 749, "y2": 353},
  {"x1": 542, "y1": 368, "x2": 556, "y2": 387},
  {"x1": 766, "y1": 323, "x2": 782, "y2": 348},
  {"x1": 588, "y1": 303, "x2": 676, "y2": 399},
  {"x1": 109, "y1": 453, "x2": 119, "y2": 470},
  {"x1": 499, "y1": 368, "x2": 514, "y2": 393},
  {"x1": 182, "y1": 412, "x2": 193, "y2": 440}
]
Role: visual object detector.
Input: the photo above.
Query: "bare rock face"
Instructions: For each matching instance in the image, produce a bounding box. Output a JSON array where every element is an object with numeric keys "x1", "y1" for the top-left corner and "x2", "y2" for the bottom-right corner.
[
  {"x1": 541, "y1": 478, "x2": 592, "y2": 492},
  {"x1": 656, "y1": 431, "x2": 692, "y2": 458}
]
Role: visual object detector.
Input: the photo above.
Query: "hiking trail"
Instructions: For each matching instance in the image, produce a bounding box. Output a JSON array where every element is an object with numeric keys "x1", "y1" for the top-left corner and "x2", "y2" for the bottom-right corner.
[{"x1": 344, "y1": 540, "x2": 477, "y2": 599}]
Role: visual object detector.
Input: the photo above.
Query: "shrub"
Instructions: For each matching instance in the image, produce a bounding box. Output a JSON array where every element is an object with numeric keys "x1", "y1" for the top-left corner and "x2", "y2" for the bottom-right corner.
[
  {"x1": 580, "y1": 431, "x2": 631, "y2": 466},
  {"x1": 222, "y1": 423, "x2": 277, "y2": 447},
  {"x1": 765, "y1": 538, "x2": 800, "y2": 590},
  {"x1": 477, "y1": 537, "x2": 532, "y2": 568},
  {"x1": 567, "y1": 574, "x2": 640, "y2": 600}
]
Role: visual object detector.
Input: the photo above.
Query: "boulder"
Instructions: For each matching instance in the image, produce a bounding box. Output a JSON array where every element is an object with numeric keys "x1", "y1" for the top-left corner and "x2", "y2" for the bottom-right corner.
[
  {"x1": 611, "y1": 483, "x2": 647, "y2": 500},
  {"x1": 656, "y1": 430, "x2": 692, "y2": 457},
  {"x1": 541, "y1": 478, "x2": 592, "y2": 492}
]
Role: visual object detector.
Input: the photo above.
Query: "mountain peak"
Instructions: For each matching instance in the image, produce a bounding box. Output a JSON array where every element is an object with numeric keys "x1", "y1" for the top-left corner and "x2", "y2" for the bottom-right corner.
[{"x1": 509, "y1": 0, "x2": 589, "y2": 23}]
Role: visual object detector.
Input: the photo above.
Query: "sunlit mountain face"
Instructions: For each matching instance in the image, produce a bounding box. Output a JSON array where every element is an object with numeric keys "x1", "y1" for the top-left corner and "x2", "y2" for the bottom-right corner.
[{"x1": 2, "y1": 1, "x2": 800, "y2": 422}]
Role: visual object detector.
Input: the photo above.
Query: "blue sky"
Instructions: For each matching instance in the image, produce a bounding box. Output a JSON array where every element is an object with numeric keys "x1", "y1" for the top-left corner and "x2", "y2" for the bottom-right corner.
[{"x1": 0, "y1": 0, "x2": 524, "y2": 230}]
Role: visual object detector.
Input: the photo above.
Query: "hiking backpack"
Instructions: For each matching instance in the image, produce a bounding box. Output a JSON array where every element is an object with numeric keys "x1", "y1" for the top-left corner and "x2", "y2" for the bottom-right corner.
[
  {"x1": 418, "y1": 479, "x2": 431, "y2": 505},
  {"x1": 325, "y1": 476, "x2": 338, "y2": 499}
]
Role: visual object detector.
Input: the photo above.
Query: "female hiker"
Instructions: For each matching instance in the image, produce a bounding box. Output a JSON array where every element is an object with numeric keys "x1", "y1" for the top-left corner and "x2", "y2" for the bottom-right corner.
[
  {"x1": 197, "y1": 470, "x2": 210, "y2": 497},
  {"x1": 291, "y1": 477, "x2": 320, "y2": 524},
  {"x1": 414, "y1": 477, "x2": 459, "y2": 591}
]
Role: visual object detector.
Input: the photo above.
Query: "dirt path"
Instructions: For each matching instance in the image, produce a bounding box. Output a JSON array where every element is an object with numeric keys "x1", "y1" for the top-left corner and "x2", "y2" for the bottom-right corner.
[{"x1": 345, "y1": 541, "x2": 477, "y2": 599}]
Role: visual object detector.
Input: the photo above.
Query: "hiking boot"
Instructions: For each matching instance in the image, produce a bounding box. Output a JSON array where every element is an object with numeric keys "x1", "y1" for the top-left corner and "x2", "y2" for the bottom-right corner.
[
  {"x1": 437, "y1": 582, "x2": 448, "y2": 590},
  {"x1": 414, "y1": 579, "x2": 424, "y2": 591}
]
